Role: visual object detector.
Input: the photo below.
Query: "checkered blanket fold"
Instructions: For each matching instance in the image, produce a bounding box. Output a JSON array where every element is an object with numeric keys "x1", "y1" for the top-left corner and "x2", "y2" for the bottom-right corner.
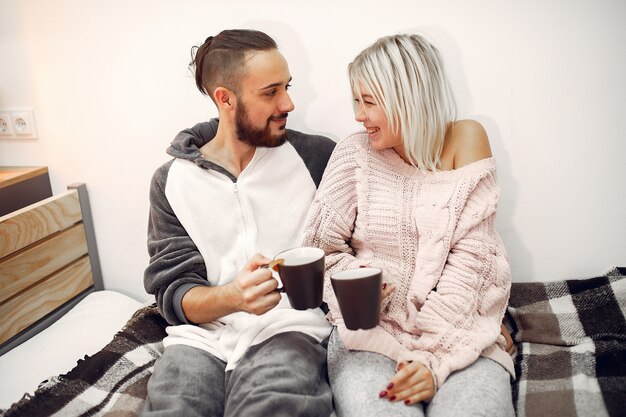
[
  {"x1": 2, "y1": 268, "x2": 625, "y2": 417},
  {"x1": 505, "y1": 267, "x2": 626, "y2": 417},
  {"x1": 1, "y1": 306, "x2": 167, "y2": 417}
]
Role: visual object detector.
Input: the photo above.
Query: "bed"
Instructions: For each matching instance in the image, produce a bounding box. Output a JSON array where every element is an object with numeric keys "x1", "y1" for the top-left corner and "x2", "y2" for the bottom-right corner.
[
  {"x1": 0, "y1": 184, "x2": 624, "y2": 417},
  {"x1": 0, "y1": 183, "x2": 161, "y2": 416}
]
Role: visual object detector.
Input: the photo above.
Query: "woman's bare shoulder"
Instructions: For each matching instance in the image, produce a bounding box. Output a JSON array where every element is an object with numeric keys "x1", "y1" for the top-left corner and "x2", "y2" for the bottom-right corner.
[{"x1": 445, "y1": 119, "x2": 493, "y2": 169}]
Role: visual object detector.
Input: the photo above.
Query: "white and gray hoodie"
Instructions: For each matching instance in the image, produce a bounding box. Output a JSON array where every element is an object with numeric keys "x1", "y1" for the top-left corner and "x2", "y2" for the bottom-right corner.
[{"x1": 144, "y1": 118, "x2": 335, "y2": 370}]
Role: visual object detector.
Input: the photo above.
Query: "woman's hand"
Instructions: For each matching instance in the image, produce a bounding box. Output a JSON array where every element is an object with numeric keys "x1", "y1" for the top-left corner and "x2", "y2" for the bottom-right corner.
[{"x1": 379, "y1": 361, "x2": 435, "y2": 405}]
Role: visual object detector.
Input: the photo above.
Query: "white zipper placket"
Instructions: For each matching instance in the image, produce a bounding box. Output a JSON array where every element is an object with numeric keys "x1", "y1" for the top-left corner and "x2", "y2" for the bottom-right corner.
[
  {"x1": 233, "y1": 180, "x2": 251, "y2": 260},
  {"x1": 232, "y1": 148, "x2": 263, "y2": 263}
]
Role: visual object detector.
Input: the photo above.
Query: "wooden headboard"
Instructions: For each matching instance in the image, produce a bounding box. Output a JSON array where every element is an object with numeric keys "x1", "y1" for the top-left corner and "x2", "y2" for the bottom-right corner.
[{"x1": 0, "y1": 183, "x2": 103, "y2": 355}]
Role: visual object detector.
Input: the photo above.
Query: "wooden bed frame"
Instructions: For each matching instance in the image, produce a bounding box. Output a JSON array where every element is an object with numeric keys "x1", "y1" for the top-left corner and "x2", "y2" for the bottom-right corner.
[{"x1": 0, "y1": 183, "x2": 103, "y2": 356}]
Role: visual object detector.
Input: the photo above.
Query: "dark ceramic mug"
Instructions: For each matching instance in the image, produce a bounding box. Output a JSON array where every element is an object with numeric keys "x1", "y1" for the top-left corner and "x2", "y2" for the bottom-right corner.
[
  {"x1": 331, "y1": 267, "x2": 382, "y2": 330},
  {"x1": 270, "y1": 247, "x2": 325, "y2": 310}
]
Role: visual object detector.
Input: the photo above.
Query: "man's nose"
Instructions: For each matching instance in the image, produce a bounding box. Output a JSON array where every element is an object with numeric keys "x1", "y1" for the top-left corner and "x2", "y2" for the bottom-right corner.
[{"x1": 280, "y1": 92, "x2": 295, "y2": 113}]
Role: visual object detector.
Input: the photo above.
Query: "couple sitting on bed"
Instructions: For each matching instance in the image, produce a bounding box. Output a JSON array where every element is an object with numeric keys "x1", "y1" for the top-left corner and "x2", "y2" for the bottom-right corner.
[{"x1": 142, "y1": 29, "x2": 515, "y2": 417}]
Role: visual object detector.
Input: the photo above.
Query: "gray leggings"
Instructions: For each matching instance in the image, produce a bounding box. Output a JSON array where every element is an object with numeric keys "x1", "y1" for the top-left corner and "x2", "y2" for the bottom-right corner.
[
  {"x1": 328, "y1": 329, "x2": 515, "y2": 417},
  {"x1": 142, "y1": 331, "x2": 333, "y2": 417}
]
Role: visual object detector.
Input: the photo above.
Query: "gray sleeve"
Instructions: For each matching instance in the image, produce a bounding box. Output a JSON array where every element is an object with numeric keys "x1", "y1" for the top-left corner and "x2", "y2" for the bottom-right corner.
[
  {"x1": 143, "y1": 160, "x2": 209, "y2": 325},
  {"x1": 287, "y1": 132, "x2": 336, "y2": 189}
]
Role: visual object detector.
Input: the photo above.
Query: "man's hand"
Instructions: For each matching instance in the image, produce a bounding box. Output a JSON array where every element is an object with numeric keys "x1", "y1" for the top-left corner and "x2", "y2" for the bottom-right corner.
[
  {"x1": 232, "y1": 253, "x2": 282, "y2": 315},
  {"x1": 501, "y1": 323, "x2": 516, "y2": 356},
  {"x1": 380, "y1": 361, "x2": 435, "y2": 405},
  {"x1": 181, "y1": 254, "x2": 281, "y2": 323},
  {"x1": 381, "y1": 282, "x2": 396, "y2": 302}
]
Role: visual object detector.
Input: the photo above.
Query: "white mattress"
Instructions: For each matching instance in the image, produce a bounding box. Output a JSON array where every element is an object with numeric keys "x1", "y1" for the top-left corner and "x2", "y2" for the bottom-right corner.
[{"x1": 0, "y1": 290, "x2": 143, "y2": 410}]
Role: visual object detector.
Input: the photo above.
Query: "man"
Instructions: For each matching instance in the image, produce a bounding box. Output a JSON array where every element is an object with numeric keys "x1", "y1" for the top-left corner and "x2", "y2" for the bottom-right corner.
[{"x1": 142, "y1": 29, "x2": 335, "y2": 416}]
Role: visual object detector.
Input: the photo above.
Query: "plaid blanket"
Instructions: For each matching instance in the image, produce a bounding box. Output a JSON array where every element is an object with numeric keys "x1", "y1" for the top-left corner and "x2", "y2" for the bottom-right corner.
[
  {"x1": 2, "y1": 268, "x2": 625, "y2": 417},
  {"x1": 504, "y1": 267, "x2": 626, "y2": 417},
  {"x1": 1, "y1": 306, "x2": 167, "y2": 417}
]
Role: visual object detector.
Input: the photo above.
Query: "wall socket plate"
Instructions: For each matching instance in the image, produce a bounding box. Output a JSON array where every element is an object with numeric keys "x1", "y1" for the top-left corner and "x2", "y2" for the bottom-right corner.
[
  {"x1": 0, "y1": 109, "x2": 38, "y2": 139},
  {"x1": 0, "y1": 113, "x2": 14, "y2": 137}
]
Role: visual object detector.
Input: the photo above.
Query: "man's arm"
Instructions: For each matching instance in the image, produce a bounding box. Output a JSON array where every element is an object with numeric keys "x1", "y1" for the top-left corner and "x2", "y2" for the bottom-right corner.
[
  {"x1": 144, "y1": 161, "x2": 209, "y2": 325},
  {"x1": 181, "y1": 254, "x2": 281, "y2": 324},
  {"x1": 144, "y1": 162, "x2": 281, "y2": 325}
]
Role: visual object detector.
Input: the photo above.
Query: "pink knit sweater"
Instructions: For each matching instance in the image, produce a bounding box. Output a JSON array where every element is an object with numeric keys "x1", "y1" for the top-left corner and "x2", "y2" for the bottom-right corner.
[{"x1": 302, "y1": 132, "x2": 515, "y2": 388}]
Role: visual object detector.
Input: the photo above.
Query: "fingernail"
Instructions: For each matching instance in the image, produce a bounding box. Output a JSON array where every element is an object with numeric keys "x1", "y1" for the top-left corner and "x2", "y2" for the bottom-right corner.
[
  {"x1": 382, "y1": 283, "x2": 387, "y2": 289},
  {"x1": 389, "y1": 396, "x2": 396, "y2": 401},
  {"x1": 398, "y1": 363, "x2": 404, "y2": 369},
  {"x1": 379, "y1": 391, "x2": 387, "y2": 398},
  {"x1": 386, "y1": 383, "x2": 394, "y2": 390},
  {"x1": 404, "y1": 399, "x2": 411, "y2": 405}
]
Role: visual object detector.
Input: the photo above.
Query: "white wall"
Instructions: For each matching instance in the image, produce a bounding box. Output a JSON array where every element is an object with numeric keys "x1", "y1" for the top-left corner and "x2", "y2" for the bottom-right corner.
[{"x1": 1, "y1": 0, "x2": 624, "y2": 300}]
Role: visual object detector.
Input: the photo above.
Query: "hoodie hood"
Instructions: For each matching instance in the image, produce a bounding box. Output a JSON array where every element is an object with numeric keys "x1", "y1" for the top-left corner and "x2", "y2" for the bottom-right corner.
[
  {"x1": 167, "y1": 118, "x2": 219, "y2": 161},
  {"x1": 165, "y1": 118, "x2": 238, "y2": 180},
  {"x1": 164, "y1": 117, "x2": 336, "y2": 186}
]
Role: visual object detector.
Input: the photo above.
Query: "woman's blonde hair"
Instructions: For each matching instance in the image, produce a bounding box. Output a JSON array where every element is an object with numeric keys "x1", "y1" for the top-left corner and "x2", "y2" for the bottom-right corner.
[{"x1": 348, "y1": 33, "x2": 457, "y2": 171}]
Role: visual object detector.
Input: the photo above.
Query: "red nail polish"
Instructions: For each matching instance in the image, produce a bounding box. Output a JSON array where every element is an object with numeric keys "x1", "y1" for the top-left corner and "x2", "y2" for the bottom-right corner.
[
  {"x1": 387, "y1": 383, "x2": 394, "y2": 390},
  {"x1": 389, "y1": 396, "x2": 396, "y2": 401},
  {"x1": 404, "y1": 400, "x2": 411, "y2": 405},
  {"x1": 382, "y1": 283, "x2": 387, "y2": 289},
  {"x1": 398, "y1": 363, "x2": 404, "y2": 369},
  {"x1": 379, "y1": 391, "x2": 387, "y2": 398}
]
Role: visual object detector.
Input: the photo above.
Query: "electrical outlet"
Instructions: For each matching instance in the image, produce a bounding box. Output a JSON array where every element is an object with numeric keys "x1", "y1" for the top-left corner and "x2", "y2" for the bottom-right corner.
[
  {"x1": 0, "y1": 109, "x2": 38, "y2": 139},
  {"x1": 11, "y1": 110, "x2": 37, "y2": 138},
  {"x1": 0, "y1": 113, "x2": 14, "y2": 137}
]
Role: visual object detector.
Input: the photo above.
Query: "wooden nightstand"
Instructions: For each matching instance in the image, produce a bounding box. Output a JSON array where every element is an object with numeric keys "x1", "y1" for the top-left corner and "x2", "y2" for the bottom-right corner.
[{"x1": 0, "y1": 167, "x2": 53, "y2": 217}]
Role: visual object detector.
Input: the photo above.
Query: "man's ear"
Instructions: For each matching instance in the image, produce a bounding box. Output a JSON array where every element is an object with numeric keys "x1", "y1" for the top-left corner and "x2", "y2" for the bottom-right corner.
[{"x1": 214, "y1": 87, "x2": 235, "y2": 110}]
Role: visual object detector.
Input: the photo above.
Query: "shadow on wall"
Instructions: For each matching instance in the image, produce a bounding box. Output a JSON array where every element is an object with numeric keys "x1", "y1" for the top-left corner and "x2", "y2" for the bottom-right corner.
[
  {"x1": 477, "y1": 115, "x2": 532, "y2": 282},
  {"x1": 232, "y1": 22, "x2": 531, "y2": 281},
  {"x1": 412, "y1": 25, "x2": 473, "y2": 116},
  {"x1": 241, "y1": 19, "x2": 339, "y2": 141},
  {"x1": 411, "y1": 26, "x2": 532, "y2": 282}
]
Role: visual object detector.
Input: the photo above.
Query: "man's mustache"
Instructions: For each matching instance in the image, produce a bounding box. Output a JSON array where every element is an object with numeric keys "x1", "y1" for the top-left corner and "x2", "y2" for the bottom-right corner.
[{"x1": 269, "y1": 113, "x2": 289, "y2": 121}]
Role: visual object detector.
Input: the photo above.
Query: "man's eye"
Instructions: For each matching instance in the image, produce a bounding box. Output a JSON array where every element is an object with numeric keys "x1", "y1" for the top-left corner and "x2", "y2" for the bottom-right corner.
[{"x1": 266, "y1": 90, "x2": 277, "y2": 96}]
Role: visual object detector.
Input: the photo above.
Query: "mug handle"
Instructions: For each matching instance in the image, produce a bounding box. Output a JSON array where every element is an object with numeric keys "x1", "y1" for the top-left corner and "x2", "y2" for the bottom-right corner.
[{"x1": 261, "y1": 259, "x2": 286, "y2": 292}]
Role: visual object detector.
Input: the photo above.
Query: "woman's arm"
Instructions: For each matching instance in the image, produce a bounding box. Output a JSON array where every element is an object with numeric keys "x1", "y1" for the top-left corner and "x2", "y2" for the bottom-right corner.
[{"x1": 302, "y1": 136, "x2": 370, "y2": 316}]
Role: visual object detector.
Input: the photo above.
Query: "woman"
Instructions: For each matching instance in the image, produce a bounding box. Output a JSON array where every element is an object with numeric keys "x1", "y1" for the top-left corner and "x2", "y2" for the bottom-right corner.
[{"x1": 302, "y1": 33, "x2": 515, "y2": 417}]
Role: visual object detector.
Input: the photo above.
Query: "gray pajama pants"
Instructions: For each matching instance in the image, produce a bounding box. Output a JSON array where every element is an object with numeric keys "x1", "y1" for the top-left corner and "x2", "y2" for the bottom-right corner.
[
  {"x1": 142, "y1": 331, "x2": 333, "y2": 417},
  {"x1": 328, "y1": 329, "x2": 515, "y2": 417}
]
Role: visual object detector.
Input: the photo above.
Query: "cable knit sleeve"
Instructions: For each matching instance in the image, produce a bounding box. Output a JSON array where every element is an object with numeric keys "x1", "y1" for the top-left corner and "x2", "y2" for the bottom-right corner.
[
  {"x1": 399, "y1": 167, "x2": 511, "y2": 389},
  {"x1": 302, "y1": 136, "x2": 370, "y2": 319}
]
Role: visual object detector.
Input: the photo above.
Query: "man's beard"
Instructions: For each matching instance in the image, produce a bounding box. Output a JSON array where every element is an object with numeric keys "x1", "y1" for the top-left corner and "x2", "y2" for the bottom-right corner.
[{"x1": 235, "y1": 101, "x2": 288, "y2": 148}]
